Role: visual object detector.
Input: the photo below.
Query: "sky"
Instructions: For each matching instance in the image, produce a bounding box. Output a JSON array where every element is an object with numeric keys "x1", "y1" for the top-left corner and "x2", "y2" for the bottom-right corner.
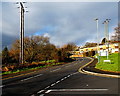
[{"x1": 1, "y1": 1, "x2": 118, "y2": 50}]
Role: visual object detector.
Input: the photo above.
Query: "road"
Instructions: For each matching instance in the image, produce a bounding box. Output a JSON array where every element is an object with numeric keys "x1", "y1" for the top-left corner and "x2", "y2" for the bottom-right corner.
[{"x1": 2, "y1": 57, "x2": 119, "y2": 96}]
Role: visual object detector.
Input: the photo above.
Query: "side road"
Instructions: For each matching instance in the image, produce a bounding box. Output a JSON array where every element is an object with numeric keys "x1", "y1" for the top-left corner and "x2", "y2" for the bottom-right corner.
[{"x1": 79, "y1": 57, "x2": 120, "y2": 78}]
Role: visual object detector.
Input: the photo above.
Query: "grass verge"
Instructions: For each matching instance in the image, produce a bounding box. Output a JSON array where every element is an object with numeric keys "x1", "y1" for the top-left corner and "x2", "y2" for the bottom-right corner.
[
  {"x1": 95, "y1": 53, "x2": 120, "y2": 72},
  {"x1": 2, "y1": 62, "x2": 62, "y2": 75}
]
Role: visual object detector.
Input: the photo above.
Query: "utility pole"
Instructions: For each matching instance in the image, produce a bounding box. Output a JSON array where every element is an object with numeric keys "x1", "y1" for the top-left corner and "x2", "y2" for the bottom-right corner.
[
  {"x1": 94, "y1": 18, "x2": 100, "y2": 63},
  {"x1": 20, "y1": 2, "x2": 24, "y2": 64},
  {"x1": 16, "y1": 2, "x2": 28, "y2": 64},
  {"x1": 106, "y1": 19, "x2": 111, "y2": 56}
]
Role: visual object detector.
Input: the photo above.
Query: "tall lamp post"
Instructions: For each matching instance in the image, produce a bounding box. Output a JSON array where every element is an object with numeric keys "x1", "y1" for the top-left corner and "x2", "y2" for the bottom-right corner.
[
  {"x1": 106, "y1": 19, "x2": 111, "y2": 59},
  {"x1": 102, "y1": 19, "x2": 111, "y2": 59},
  {"x1": 94, "y1": 18, "x2": 100, "y2": 63}
]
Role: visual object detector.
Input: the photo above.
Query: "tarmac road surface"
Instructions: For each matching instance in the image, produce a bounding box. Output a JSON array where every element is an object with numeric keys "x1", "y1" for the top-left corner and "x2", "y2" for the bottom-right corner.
[{"x1": 1, "y1": 57, "x2": 119, "y2": 96}]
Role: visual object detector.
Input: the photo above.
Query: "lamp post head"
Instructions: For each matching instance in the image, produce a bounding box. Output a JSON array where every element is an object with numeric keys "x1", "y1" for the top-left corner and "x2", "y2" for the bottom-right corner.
[
  {"x1": 94, "y1": 18, "x2": 98, "y2": 21},
  {"x1": 106, "y1": 19, "x2": 111, "y2": 21},
  {"x1": 106, "y1": 19, "x2": 111, "y2": 23},
  {"x1": 102, "y1": 21, "x2": 107, "y2": 24}
]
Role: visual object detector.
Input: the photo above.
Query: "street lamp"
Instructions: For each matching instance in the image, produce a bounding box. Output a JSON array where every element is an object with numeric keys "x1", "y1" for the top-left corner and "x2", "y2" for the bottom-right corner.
[
  {"x1": 102, "y1": 19, "x2": 111, "y2": 59},
  {"x1": 94, "y1": 18, "x2": 100, "y2": 63},
  {"x1": 106, "y1": 19, "x2": 111, "y2": 57}
]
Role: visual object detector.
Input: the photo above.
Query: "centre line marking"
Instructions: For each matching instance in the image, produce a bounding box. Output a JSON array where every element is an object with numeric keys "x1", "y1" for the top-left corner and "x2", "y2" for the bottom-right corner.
[
  {"x1": 37, "y1": 72, "x2": 79, "y2": 95},
  {"x1": 50, "y1": 68, "x2": 61, "y2": 72},
  {"x1": 21, "y1": 74, "x2": 43, "y2": 81}
]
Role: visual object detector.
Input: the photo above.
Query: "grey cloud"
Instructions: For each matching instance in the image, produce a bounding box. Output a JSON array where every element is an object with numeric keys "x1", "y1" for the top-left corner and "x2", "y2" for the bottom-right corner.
[{"x1": 1, "y1": 2, "x2": 118, "y2": 48}]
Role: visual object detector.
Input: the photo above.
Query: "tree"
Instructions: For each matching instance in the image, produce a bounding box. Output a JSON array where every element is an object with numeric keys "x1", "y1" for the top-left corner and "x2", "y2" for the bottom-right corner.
[
  {"x1": 24, "y1": 36, "x2": 51, "y2": 62},
  {"x1": 84, "y1": 42, "x2": 97, "y2": 47},
  {"x1": 57, "y1": 43, "x2": 77, "y2": 62},
  {"x1": 10, "y1": 36, "x2": 58, "y2": 63},
  {"x1": 111, "y1": 26, "x2": 120, "y2": 41},
  {"x1": 2, "y1": 47, "x2": 10, "y2": 65},
  {"x1": 64, "y1": 43, "x2": 77, "y2": 51},
  {"x1": 9, "y1": 40, "x2": 20, "y2": 63}
]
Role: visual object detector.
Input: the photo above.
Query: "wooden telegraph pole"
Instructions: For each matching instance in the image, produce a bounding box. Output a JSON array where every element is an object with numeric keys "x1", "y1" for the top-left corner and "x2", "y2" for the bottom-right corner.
[{"x1": 20, "y1": 2, "x2": 24, "y2": 64}]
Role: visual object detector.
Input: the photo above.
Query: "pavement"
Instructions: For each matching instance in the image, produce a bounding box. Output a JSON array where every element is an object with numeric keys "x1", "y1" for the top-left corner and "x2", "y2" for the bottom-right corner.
[{"x1": 1, "y1": 57, "x2": 120, "y2": 96}]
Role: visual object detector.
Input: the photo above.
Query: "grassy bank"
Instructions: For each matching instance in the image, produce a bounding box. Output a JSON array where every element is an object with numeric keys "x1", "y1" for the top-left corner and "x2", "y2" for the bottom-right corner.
[{"x1": 95, "y1": 53, "x2": 120, "y2": 72}]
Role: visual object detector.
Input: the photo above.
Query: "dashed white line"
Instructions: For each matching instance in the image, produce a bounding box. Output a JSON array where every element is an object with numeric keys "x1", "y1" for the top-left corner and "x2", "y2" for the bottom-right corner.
[
  {"x1": 50, "y1": 68, "x2": 61, "y2": 72},
  {"x1": 67, "y1": 75, "x2": 70, "y2": 77},
  {"x1": 56, "y1": 81, "x2": 60, "y2": 83},
  {"x1": 21, "y1": 74, "x2": 43, "y2": 81},
  {"x1": 63, "y1": 77, "x2": 67, "y2": 79},
  {"x1": 21, "y1": 77, "x2": 34, "y2": 81},
  {"x1": 37, "y1": 72, "x2": 79, "y2": 95},
  {"x1": 51, "y1": 83, "x2": 56, "y2": 86},
  {"x1": 45, "y1": 86, "x2": 50, "y2": 89},
  {"x1": 34, "y1": 74, "x2": 43, "y2": 77},
  {"x1": 61, "y1": 78, "x2": 64, "y2": 81}
]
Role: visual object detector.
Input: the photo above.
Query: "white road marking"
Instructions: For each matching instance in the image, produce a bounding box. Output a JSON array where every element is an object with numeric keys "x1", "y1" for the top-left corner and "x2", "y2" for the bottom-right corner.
[
  {"x1": 45, "y1": 90, "x2": 52, "y2": 93},
  {"x1": 51, "y1": 83, "x2": 56, "y2": 86},
  {"x1": 56, "y1": 81, "x2": 60, "y2": 83},
  {"x1": 21, "y1": 77, "x2": 34, "y2": 81},
  {"x1": 67, "y1": 75, "x2": 71, "y2": 77},
  {"x1": 39, "y1": 94, "x2": 44, "y2": 96},
  {"x1": 21, "y1": 74, "x2": 43, "y2": 81},
  {"x1": 37, "y1": 90, "x2": 45, "y2": 94},
  {"x1": 34, "y1": 74, "x2": 43, "y2": 77},
  {"x1": 50, "y1": 68, "x2": 61, "y2": 72},
  {"x1": 45, "y1": 86, "x2": 50, "y2": 89},
  {"x1": 37, "y1": 72, "x2": 79, "y2": 95},
  {"x1": 0, "y1": 85, "x2": 4, "y2": 88},
  {"x1": 45, "y1": 89, "x2": 109, "y2": 93},
  {"x1": 64, "y1": 77, "x2": 67, "y2": 79},
  {"x1": 61, "y1": 78, "x2": 64, "y2": 81}
]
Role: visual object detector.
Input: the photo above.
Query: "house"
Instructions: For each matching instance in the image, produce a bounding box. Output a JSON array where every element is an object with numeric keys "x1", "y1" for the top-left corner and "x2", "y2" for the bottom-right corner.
[{"x1": 70, "y1": 41, "x2": 120, "y2": 57}]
